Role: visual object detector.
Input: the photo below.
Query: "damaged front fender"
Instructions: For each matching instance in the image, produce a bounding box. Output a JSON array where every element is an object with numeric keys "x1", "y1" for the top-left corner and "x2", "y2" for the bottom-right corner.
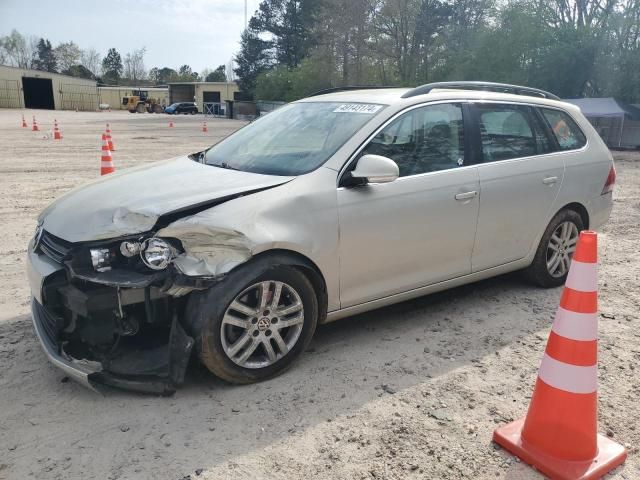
[{"x1": 158, "y1": 221, "x2": 254, "y2": 277}]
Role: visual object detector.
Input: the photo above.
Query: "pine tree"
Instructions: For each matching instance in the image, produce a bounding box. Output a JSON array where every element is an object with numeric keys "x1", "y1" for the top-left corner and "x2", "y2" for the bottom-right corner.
[
  {"x1": 102, "y1": 48, "x2": 123, "y2": 85},
  {"x1": 33, "y1": 38, "x2": 57, "y2": 73},
  {"x1": 234, "y1": 30, "x2": 273, "y2": 94}
]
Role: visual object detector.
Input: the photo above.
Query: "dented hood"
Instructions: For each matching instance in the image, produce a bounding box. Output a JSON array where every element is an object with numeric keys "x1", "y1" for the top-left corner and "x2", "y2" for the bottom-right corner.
[{"x1": 40, "y1": 156, "x2": 292, "y2": 242}]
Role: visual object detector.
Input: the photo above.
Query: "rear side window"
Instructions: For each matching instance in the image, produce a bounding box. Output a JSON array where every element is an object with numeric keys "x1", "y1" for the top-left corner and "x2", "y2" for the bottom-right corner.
[
  {"x1": 540, "y1": 108, "x2": 586, "y2": 151},
  {"x1": 476, "y1": 104, "x2": 551, "y2": 162},
  {"x1": 476, "y1": 104, "x2": 550, "y2": 162}
]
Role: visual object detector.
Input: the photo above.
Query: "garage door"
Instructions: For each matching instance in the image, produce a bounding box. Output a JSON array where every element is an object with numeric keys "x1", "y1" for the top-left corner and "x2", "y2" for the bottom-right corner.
[{"x1": 170, "y1": 85, "x2": 194, "y2": 103}]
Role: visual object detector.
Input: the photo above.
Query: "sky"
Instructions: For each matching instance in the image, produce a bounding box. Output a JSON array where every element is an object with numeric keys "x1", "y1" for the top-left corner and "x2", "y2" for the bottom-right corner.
[{"x1": 0, "y1": 0, "x2": 262, "y2": 73}]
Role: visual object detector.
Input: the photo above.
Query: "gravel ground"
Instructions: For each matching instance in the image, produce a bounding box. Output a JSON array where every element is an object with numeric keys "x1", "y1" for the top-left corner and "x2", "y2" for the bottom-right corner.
[{"x1": 0, "y1": 109, "x2": 637, "y2": 480}]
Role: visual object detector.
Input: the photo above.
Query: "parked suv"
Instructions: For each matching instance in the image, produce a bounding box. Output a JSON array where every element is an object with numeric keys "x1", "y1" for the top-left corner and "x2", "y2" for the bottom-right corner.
[
  {"x1": 28, "y1": 82, "x2": 615, "y2": 393},
  {"x1": 165, "y1": 102, "x2": 198, "y2": 114}
]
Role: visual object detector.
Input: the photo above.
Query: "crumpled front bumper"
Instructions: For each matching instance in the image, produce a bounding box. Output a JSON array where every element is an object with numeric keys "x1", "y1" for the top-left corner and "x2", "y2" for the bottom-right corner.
[
  {"x1": 31, "y1": 298, "x2": 100, "y2": 392},
  {"x1": 27, "y1": 240, "x2": 195, "y2": 395}
]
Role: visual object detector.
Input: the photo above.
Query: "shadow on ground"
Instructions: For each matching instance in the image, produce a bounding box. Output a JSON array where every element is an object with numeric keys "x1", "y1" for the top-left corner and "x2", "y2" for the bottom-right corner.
[{"x1": 0, "y1": 271, "x2": 560, "y2": 479}]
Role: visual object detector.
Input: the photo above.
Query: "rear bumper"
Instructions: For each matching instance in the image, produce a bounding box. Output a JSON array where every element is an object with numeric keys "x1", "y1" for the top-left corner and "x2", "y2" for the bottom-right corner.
[{"x1": 587, "y1": 193, "x2": 614, "y2": 230}]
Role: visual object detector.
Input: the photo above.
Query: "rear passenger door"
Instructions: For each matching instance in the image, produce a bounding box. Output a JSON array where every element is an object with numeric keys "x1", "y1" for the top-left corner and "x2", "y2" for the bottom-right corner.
[{"x1": 470, "y1": 103, "x2": 564, "y2": 272}]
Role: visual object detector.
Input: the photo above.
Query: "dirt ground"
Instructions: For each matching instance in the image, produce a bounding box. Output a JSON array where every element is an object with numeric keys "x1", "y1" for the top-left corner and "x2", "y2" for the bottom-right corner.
[{"x1": 0, "y1": 108, "x2": 638, "y2": 480}]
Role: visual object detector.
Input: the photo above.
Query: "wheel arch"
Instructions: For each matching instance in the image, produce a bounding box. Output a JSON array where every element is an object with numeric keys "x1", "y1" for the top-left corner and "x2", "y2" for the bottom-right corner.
[
  {"x1": 247, "y1": 249, "x2": 328, "y2": 324},
  {"x1": 556, "y1": 202, "x2": 590, "y2": 229}
]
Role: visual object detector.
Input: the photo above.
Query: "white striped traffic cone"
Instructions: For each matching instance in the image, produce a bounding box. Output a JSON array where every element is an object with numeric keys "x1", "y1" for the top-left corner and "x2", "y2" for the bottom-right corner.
[
  {"x1": 100, "y1": 136, "x2": 115, "y2": 175},
  {"x1": 493, "y1": 231, "x2": 626, "y2": 480},
  {"x1": 105, "y1": 123, "x2": 115, "y2": 151}
]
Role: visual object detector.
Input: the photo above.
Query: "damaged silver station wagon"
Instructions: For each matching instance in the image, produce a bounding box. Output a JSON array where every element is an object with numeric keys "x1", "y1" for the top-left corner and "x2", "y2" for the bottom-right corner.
[{"x1": 28, "y1": 82, "x2": 615, "y2": 393}]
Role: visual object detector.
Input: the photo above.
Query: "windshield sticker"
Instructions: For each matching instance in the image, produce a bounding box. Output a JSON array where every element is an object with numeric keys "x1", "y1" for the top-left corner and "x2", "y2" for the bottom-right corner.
[{"x1": 333, "y1": 104, "x2": 383, "y2": 114}]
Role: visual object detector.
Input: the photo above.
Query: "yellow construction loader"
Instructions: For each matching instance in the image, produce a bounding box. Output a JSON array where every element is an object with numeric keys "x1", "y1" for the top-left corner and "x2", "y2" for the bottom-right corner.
[{"x1": 122, "y1": 90, "x2": 164, "y2": 113}]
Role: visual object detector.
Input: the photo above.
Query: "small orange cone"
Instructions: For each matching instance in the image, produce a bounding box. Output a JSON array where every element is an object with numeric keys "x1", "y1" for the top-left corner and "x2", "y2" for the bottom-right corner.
[
  {"x1": 169, "y1": 120, "x2": 174, "y2": 128},
  {"x1": 493, "y1": 231, "x2": 627, "y2": 480},
  {"x1": 105, "y1": 123, "x2": 115, "y2": 151},
  {"x1": 202, "y1": 121, "x2": 208, "y2": 133},
  {"x1": 32, "y1": 116, "x2": 39, "y2": 132},
  {"x1": 53, "y1": 119, "x2": 62, "y2": 140},
  {"x1": 21, "y1": 115, "x2": 27, "y2": 128},
  {"x1": 100, "y1": 136, "x2": 115, "y2": 175}
]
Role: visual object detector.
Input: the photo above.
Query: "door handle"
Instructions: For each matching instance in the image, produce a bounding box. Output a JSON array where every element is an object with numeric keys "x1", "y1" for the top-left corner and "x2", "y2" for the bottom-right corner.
[
  {"x1": 455, "y1": 191, "x2": 477, "y2": 201},
  {"x1": 543, "y1": 176, "x2": 558, "y2": 185}
]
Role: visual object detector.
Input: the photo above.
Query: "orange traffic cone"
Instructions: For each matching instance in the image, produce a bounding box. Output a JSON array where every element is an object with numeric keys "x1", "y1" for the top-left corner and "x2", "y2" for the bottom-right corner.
[
  {"x1": 32, "y1": 116, "x2": 39, "y2": 132},
  {"x1": 493, "y1": 231, "x2": 626, "y2": 480},
  {"x1": 105, "y1": 123, "x2": 115, "y2": 151},
  {"x1": 53, "y1": 119, "x2": 62, "y2": 140},
  {"x1": 21, "y1": 115, "x2": 27, "y2": 128},
  {"x1": 169, "y1": 120, "x2": 174, "y2": 128},
  {"x1": 100, "y1": 136, "x2": 115, "y2": 175},
  {"x1": 202, "y1": 121, "x2": 208, "y2": 133}
]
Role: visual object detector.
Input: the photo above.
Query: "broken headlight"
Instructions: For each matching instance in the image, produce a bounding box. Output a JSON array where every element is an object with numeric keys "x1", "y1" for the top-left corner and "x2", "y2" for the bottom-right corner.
[
  {"x1": 140, "y1": 237, "x2": 174, "y2": 270},
  {"x1": 90, "y1": 248, "x2": 115, "y2": 272}
]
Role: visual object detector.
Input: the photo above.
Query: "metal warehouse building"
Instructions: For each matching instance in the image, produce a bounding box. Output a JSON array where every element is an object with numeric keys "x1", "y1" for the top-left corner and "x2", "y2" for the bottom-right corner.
[{"x1": 0, "y1": 64, "x2": 98, "y2": 111}]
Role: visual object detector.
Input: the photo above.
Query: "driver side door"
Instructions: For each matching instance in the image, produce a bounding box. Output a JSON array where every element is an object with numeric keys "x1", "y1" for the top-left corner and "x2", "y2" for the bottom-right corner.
[{"x1": 337, "y1": 103, "x2": 480, "y2": 308}]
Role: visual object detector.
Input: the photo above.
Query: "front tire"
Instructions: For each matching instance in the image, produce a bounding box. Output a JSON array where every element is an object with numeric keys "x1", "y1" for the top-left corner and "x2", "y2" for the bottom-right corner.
[
  {"x1": 525, "y1": 209, "x2": 584, "y2": 288},
  {"x1": 187, "y1": 263, "x2": 318, "y2": 384}
]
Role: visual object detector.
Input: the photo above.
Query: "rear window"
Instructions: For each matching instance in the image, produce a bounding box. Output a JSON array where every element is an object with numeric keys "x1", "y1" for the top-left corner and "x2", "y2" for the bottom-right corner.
[{"x1": 540, "y1": 108, "x2": 586, "y2": 151}]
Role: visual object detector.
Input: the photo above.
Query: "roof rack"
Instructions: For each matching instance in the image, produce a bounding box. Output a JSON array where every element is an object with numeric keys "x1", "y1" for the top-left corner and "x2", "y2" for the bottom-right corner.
[
  {"x1": 401, "y1": 81, "x2": 560, "y2": 101},
  {"x1": 308, "y1": 85, "x2": 396, "y2": 97}
]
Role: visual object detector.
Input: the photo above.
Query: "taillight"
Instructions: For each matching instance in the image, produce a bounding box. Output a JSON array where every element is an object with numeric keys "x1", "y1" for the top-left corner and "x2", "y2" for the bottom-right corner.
[{"x1": 602, "y1": 165, "x2": 616, "y2": 195}]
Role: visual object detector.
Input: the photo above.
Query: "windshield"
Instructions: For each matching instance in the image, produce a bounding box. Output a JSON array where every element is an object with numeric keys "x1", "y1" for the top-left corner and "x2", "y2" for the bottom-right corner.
[
  {"x1": 204, "y1": 101, "x2": 385, "y2": 176},
  {"x1": 169, "y1": 103, "x2": 179, "y2": 108}
]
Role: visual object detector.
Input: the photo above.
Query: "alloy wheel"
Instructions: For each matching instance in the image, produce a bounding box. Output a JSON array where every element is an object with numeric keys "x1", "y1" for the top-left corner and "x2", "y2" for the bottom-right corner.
[
  {"x1": 546, "y1": 221, "x2": 579, "y2": 278},
  {"x1": 220, "y1": 280, "x2": 304, "y2": 369}
]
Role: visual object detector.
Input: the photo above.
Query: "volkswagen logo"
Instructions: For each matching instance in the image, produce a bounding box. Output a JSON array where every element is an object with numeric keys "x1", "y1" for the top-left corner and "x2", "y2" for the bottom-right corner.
[{"x1": 257, "y1": 317, "x2": 271, "y2": 331}]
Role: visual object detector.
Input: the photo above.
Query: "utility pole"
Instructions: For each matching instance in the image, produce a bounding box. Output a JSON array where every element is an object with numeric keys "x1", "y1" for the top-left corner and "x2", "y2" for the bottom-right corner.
[{"x1": 244, "y1": 0, "x2": 247, "y2": 30}]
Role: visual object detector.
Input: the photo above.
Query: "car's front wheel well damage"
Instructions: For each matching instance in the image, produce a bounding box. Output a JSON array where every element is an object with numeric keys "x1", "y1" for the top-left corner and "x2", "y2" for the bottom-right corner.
[{"x1": 180, "y1": 249, "x2": 329, "y2": 340}]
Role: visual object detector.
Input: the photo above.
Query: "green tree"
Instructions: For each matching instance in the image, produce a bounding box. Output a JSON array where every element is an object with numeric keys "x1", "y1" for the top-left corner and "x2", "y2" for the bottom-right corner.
[
  {"x1": 251, "y1": 0, "x2": 319, "y2": 68},
  {"x1": 62, "y1": 64, "x2": 94, "y2": 79},
  {"x1": 54, "y1": 41, "x2": 81, "y2": 72},
  {"x1": 177, "y1": 64, "x2": 199, "y2": 81},
  {"x1": 102, "y1": 48, "x2": 123, "y2": 84},
  {"x1": 158, "y1": 67, "x2": 178, "y2": 85},
  {"x1": 148, "y1": 67, "x2": 160, "y2": 84},
  {"x1": 205, "y1": 65, "x2": 227, "y2": 82},
  {"x1": 234, "y1": 30, "x2": 273, "y2": 94},
  {"x1": 33, "y1": 38, "x2": 57, "y2": 72}
]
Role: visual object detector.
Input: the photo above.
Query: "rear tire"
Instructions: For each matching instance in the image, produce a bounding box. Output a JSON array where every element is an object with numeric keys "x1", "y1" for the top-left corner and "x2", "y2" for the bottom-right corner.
[
  {"x1": 525, "y1": 209, "x2": 584, "y2": 288},
  {"x1": 186, "y1": 261, "x2": 318, "y2": 384}
]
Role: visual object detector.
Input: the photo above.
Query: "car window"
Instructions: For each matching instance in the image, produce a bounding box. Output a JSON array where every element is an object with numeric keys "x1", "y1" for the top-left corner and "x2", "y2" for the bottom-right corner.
[
  {"x1": 540, "y1": 108, "x2": 587, "y2": 151},
  {"x1": 204, "y1": 102, "x2": 385, "y2": 176},
  {"x1": 476, "y1": 104, "x2": 549, "y2": 162},
  {"x1": 360, "y1": 103, "x2": 465, "y2": 177}
]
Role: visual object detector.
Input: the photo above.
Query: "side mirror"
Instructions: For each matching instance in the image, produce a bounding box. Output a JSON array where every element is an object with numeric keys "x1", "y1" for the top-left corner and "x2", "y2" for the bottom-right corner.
[{"x1": 350, "y1": 154, "x2": 399, "y2": 184}]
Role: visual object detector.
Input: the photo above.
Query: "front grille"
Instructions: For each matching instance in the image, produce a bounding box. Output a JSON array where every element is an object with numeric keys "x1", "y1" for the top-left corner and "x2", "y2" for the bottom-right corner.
[
  {"x1": 33, "y1": 299, "x2": 61, "y2": 348},
  {"x1": 38, "y1": 230, "x2": 72, "y2": 264}
]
